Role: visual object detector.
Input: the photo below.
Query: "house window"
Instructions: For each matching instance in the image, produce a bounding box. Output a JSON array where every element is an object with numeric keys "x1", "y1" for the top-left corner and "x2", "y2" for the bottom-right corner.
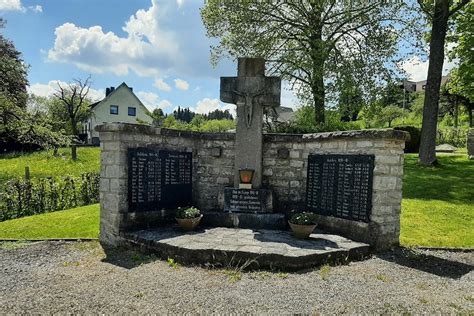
[
  {"x1": 110, "y1": 105, "x2": 119, "y2": 115},
  {"x1": 128, "y1": 107, "x2": 136, "y2": 116}
]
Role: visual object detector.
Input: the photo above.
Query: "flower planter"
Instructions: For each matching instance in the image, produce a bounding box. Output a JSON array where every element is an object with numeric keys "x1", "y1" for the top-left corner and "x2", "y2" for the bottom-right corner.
[
  {"x1": 288, "y1": 221, "x2": 317, "y2": 239},
  {"x1": 176, "y1": 214, "x2": 203, "y2": 231}
]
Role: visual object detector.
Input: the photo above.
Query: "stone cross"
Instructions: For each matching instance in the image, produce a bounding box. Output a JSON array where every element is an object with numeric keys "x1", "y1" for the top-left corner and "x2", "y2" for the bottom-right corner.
[{"x1": 220, "y1": 58, "x2": 281, "y2": 188}]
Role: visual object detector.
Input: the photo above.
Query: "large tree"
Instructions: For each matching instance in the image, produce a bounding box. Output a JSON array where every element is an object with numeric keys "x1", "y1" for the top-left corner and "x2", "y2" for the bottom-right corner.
[
  {"x1": 0, "y1": 18, "x2": 28, "y2": 108},
  {"x1": 201, "y1": 0, "x2": 405, "y2": 124},
  {"x1": 53, "y1": 77, "x2": 93, "y2": 137},
  {"x1": 417, "y1": 0, "x2": 470, "y2": 166},
  {"x1": 0, "y1": 19, "x2": 69, "y2": 151}
]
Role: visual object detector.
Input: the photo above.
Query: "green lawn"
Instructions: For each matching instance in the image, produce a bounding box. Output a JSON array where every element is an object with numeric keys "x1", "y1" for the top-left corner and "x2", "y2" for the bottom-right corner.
[
  {"x1": 0, "y1": 147, "x2": 100, "y2": 182},
  {"x1": 400, "y1": 154, "x2": 474, "y2": 248},
  {"x1": 0, "y1": 152, "x2": 472, "y2": 248},
  {"x1": 0, "y1": 204, "x2": 99, "y2": 239}
]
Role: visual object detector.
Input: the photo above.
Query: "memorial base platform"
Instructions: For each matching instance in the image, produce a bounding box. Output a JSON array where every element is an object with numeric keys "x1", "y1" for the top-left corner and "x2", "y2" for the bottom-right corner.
[{"x1": 124, "y1": 227, "x2": 370, "y2": 271}]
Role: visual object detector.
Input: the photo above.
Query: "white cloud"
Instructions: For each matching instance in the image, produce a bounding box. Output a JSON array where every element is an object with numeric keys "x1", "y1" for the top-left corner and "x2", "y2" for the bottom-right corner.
[
  {"x1": 0, "y1": 1, "x2": 42, "y2": 12},
  {"x1": 192, "y1": 98, "x2": 235, "y2": 117},
  {"x1": 0, "y1": 0, "x2": 23, "y2": 11},
  {"x1": 195, "y1": 98, "x2": 219, "y2": 114},
  {"x1": 176, "y1": 0, "x2": 184, "y2": 8},
  {"x1": 154, "y1": 78, "x2": 171, "y2": 92},
  {"x1": 174, "y1": 78, "x2": 189, "y2": 91},
  {"x1": 28, "y1": 4, "x2": 42, "y2": 12},
  {"x1": 28, "y1": 80, "x2": 103, "y2": 101},
  {"x1": 399, "y1": 45, "x2": 458, "y2": 82},
  {"x1": 157, "y1": 99, "x2": 172, "y2": 109},
  {"x1": 47, "y1": 0, "x2": 180, "y2": 77},
  {"x1": 136, "y1": 91, "x2": 159, "y2": 110}
]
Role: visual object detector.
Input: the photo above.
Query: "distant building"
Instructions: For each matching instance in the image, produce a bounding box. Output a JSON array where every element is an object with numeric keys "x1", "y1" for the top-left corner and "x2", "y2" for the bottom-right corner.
[
  {"x1": 82, "y1": 82, "x2": 152, "y2": 144},
  {"x1": 402, "y1": 75, "x2": 450, "y2": 92}
]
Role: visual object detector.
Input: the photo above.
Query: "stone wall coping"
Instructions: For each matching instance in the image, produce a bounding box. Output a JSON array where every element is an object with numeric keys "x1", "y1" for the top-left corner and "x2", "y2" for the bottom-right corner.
[{"x1": 95, "y1": 122, "x2": 408, "y2": 142}]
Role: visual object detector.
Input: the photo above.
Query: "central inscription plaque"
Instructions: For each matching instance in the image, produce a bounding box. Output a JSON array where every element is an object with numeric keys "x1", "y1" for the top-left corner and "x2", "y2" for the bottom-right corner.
[
  {"x1": 223, "y1": 188, "x2": 271, "y2": 213},
  {"x1": 306, "y1": 154, "x2": 374, "y2": 222},
  {"x1": 128, "y1": 148, "x2": 192, "y2": 212}
]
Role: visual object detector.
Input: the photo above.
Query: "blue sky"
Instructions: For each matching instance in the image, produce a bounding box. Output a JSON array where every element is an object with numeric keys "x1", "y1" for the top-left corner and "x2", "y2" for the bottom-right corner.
[
  {"x1": 0, "y1": 0, "x2": 456, "y2": 115},
  {"x1": 0, "y1": 0, "x2": 264, "y2": 115}
]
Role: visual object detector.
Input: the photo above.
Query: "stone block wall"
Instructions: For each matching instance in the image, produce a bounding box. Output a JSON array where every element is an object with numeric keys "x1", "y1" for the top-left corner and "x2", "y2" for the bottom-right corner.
[
  {"x1": 97, "y1": 123, "x2": 407, "y2": 250},
  {"x1": 262, "y1": 131, "x2": 406, "y2": 248}
]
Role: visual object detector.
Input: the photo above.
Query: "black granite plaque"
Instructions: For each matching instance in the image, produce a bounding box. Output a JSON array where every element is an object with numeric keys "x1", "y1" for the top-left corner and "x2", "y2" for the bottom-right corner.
[
  {"x1": 306, "y1": 154, "x2": 374, "y2": 222},
  {"x1": 223, "y1": 188, "x2": 271, "y2": 213},
  {"x1": 128, "y1": 148, "x2": 192, "y2": 212}
]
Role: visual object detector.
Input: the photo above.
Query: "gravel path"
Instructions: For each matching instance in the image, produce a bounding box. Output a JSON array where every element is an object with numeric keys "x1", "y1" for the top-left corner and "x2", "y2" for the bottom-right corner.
[{"x1": 1, "y1": 241, "x2": 473, "y2": 314}]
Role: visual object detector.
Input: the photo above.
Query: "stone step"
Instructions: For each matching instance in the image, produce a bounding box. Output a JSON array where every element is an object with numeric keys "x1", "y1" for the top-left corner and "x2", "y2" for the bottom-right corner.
[
  {"x1": 124, "y1": 227, "x2": 371, "y2": 271},
  {"x1": 201, "y1": 211, "x2": 286, "y2": 230}
]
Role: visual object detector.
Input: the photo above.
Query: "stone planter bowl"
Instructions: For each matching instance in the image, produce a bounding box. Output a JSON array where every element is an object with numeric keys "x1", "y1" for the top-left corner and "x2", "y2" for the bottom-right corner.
[
  {"x1": 176, "y1": 214, "x2": 203, "y2": 231},
  {"x1": 288, "y1": 221, "x2": 317, "y2": 239}
]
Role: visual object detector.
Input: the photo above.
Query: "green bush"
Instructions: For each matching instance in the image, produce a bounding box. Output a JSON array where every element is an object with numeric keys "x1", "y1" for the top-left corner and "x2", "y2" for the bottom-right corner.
[
  {"x1": 175, "y1": 206, "x2": 201, "y2": 219},
  {"x1": 0, "y1": 172, "x2": 99, "y2": 221},
  {"x1": 437, "y1": 127, "x2": 468, "y2": 147},
  {"x1": 271, "y1": 106, "x2": 363, "y2": 134},
  {"x1": 289, "y1": 212, "x2": 318, "y2": 225},
  {"x1": 394, "y1": 126, "x2": 421, "y2": 153}
]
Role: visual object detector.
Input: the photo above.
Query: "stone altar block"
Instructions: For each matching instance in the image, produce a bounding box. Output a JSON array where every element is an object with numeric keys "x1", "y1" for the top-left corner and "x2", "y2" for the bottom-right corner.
[{"x1": 468, "y1": 129, "x2": 474, "y2": 159}]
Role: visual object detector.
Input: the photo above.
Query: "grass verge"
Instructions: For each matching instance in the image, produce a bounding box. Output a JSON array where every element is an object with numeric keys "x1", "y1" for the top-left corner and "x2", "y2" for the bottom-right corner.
[
  {"x1": 0, "y1": 204, "x2": 99, "y2": 240},
  {"x1": 0, "y1": 147, "x2": 100, "y2": 182},
  {"x1": 400, "y1": 154, "x2": 474, "y2": 248}
]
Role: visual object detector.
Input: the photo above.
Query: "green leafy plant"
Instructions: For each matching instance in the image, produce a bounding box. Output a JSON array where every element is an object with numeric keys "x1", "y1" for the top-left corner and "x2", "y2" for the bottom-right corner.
[
  {"x1": 289, "y1": 212, "x2": 318, "y2": 225},
  {"x1": 319, "y1": 264, "x2": 331, "y2": 280},
  {"x1": 175, "y1": 206, "x2": 201, "y2": 219},
  {"x1": 167, "y1": 257, "x2": 180, "y2": 269}
]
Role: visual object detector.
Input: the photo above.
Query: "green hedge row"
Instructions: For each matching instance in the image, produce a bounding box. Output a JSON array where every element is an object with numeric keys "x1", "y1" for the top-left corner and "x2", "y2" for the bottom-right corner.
[{"x1": 0, "y1": 172, "x2": 99, "y2": 221}]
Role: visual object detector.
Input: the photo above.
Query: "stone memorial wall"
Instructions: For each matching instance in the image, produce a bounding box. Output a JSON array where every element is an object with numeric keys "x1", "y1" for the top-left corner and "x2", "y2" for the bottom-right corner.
[{"x1": 97, "y1": 123, "x2": 407, "y2": 249}]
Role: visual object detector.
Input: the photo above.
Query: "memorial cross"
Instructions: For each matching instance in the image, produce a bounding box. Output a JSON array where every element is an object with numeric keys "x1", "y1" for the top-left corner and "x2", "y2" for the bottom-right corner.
[{"x1": 220, "y1": 58, "x2": 281, "y2": 188}]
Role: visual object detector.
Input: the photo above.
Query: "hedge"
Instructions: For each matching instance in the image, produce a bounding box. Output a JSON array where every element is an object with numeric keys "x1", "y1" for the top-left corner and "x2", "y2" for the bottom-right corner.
[{"x1": 0, "y1": 172, "x2": 99, "y2": 221}]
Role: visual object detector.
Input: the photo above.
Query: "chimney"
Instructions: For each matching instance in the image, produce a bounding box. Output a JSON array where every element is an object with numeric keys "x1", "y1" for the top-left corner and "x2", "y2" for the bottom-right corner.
[
  {"x1": 129, "y1": 87, "x2": 133, "y2": 92},
  {"x1": 105, "y1": 87, "x2": 111, "y2": 96}
]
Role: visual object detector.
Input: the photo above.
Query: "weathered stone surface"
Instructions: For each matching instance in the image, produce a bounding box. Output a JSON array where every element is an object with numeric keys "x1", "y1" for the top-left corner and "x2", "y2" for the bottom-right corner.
[
  {"x1": 436, "y1": 143, "x2": 457, "y2": 153},
  {"x1": 277, "y1": 147, "x2": 289, "y2": 159},
  {"x1": 220, "y1": 58, "x2": 281, "y2": 188},
  {"x1": 467, "y1": 129, "x2": 474, "y2": 159},
  {"x1": 125, "y1": 227, "x2": 370, "y2": 271},
  {"x1": 202, "y1": 212, "x2": 285, "y2": 229}
]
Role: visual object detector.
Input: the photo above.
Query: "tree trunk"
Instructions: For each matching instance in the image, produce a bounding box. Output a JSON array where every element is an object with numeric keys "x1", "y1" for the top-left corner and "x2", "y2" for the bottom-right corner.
[
  {"x1": 454, "y1": 100, "x2": 458, "y2": 128},
  {"x1": 311, "y1": 73, "x2": 325, "y2": 124},
  {"x1": 418, "y1": 0, "x2": 450, "y2": 166},
  {"x1": 70, "y1": 116, "x2": 79, "y2": 136},
  {"x1": 310, "y1": 34, "x2": 325, "y2": 125}
]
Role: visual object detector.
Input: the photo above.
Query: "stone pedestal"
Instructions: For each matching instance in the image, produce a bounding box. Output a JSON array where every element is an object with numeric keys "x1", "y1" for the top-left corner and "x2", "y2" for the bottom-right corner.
[{"x1": 468, "y1": 129, "x2": 474, "y2": 159}]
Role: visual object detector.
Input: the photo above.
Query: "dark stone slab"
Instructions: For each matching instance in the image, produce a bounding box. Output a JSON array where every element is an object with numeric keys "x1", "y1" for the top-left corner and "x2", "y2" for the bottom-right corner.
[
  {"x1": 124, "y1": 227, "x2": 370, "y2": 271},
  {"x1": 223, "y1": 188, "x2": 273, "y2": 213},
  {"x1": 128, "y1": 148, "x2": 192, "y2": 212},
  {"x1": 202, "y1": 211, "x2": 286, "y2": 229},
  {"x1": 306, "y1": 154, "x2": 374, "y2": 222}
]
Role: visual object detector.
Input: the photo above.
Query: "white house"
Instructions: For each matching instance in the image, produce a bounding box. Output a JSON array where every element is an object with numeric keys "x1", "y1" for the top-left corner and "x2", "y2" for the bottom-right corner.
[{"x1": 82, "y1": 82, "x2": 152, "y2": 144}]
